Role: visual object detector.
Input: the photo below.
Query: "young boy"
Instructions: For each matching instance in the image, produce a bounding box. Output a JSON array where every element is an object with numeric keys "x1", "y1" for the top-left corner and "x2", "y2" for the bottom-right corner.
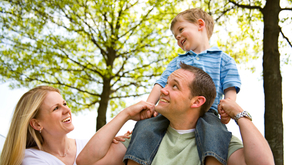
[{"x1": 124, "y1": 8, "x2": 241, "y2": 165}]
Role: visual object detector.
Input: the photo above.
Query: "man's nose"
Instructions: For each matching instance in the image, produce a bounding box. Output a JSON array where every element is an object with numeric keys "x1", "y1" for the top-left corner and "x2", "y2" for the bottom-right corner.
[{"x1": 160, "y1": 87, "x2": 169, "y2": 96}]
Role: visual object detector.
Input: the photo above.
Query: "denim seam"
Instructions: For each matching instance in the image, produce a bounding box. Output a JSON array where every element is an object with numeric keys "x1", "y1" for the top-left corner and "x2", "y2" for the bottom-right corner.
[
  {"x1": 202, "y1": 151, "x2": 226, "y2": 165},
  {"x1": 151, "y1": 129, "x2": 166, "y2": 161},
  {"x1": 123, "y1": 155, "x2": 149, "y2": 165}
]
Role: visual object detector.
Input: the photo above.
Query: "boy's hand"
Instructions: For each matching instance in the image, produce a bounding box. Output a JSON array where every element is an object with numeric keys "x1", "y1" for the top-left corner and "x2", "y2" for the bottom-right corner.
[
  {"x1": 140, "y1": 109, "x2": 159, "y2": 119},
  {"x1": 112, "y1": 131, "x2": 132, "y2": 144},
  {"x1": 218, "y1": 109, "x2": 231, "y2": 124},
  {"x1": 218, "y1": 98, "x2": 243, "y2": 120}
]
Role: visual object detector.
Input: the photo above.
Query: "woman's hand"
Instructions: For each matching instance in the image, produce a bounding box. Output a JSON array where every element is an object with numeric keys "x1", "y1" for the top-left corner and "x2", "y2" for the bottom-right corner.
[{"x1": 112, "y1": 131, "x2": 132, "y2": 144}]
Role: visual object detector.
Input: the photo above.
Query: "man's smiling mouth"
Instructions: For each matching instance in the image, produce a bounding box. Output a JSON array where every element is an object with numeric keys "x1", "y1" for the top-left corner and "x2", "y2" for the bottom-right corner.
[{"x1": 160, "y1": 98, "x2": 169, "y2": 103}]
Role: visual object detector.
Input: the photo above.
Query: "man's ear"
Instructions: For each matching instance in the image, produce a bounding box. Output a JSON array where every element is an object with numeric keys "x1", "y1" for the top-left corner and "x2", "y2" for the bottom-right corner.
[
  {"x1": 197, "y1": 19, "x2": 205, "y2": 31},
  {"x1": 191, "y1": 96, "x2": 206, "y2": 108},
  {"x1": 30, "y1": 118, "x2": 41, "y2": 131}
]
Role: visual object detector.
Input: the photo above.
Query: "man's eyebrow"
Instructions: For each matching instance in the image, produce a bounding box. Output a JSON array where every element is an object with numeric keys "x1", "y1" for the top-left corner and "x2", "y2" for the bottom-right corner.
[{"x1": 173, "y1": 79, "x2": 181, "y2": 87}]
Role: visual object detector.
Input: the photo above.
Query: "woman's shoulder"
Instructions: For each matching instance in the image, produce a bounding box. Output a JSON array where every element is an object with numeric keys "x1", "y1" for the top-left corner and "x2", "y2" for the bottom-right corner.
[
  {"x1": 74, "y1": 138, "x2": 89, "y2": 155},
  {"x1": 22, "y1": 148, "x2": 48, "y2": 164},
  {"x1": 74, "y1": 139, "x2": 89, "y2": 147},
  {"x1": 22, "y1": 148, "x2": 64, "y2": 165}
]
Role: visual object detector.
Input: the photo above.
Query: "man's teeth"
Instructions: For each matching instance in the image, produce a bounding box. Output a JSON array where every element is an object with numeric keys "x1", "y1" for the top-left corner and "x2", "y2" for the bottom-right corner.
[{"x1": 160, "y1": 99, "x2": 169, "y2": 103}]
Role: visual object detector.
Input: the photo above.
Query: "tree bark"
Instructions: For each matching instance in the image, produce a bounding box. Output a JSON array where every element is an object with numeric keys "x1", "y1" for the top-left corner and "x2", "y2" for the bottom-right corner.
[
  {"x1": 96, "y1": 78, "x2": 111, "y2": 131},
  {"x1": 262, "y1": 0, "x2": 283, "y2": 164}
]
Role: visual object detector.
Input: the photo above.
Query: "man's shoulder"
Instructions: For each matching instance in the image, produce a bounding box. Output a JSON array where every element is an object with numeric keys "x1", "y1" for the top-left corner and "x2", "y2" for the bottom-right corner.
[{"x1": 228, "y1": 135, "x2": 244, "y2": 158}]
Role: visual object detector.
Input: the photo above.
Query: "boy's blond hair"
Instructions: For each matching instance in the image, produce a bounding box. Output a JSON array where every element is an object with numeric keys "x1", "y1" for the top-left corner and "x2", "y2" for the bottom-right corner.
[{"x1": 170, "y1": 8, "x2": 214, "y2": 40}]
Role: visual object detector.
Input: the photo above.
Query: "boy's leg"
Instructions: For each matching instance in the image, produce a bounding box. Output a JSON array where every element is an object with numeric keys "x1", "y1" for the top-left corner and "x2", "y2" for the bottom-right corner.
[
  {"x1": 123, "y1": 114, "x2": 169, "y2": 165},
  {"x1": 195, "y1": 110, "x2": 232, "y2": 165}
]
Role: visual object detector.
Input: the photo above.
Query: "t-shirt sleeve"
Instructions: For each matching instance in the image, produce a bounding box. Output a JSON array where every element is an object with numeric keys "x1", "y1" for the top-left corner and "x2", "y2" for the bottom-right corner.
[
  {"x1": 228, "y1": 135, "x2": 244, "y2": 158},
  {"x1": 22, "y1": 149, "x2": 47, "y2": 165},
  {"x1": 220, "y1": 56, "x2": 241, "y2": 93},
  {"x1": 76, "y1": 139, "x2": 90, "y2": 156},
  {"x1": 155, "y1": 58, "x2": 178, "y2": 88}
]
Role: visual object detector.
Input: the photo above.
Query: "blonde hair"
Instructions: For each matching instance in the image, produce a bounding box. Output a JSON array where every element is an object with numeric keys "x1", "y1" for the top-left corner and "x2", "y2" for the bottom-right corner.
[
  {"x1": 170, "y1": 8, "x2": 214, "y2": 40},
  {"x1": 0, "y1": 86, "x2": 60, "y2": 165}
]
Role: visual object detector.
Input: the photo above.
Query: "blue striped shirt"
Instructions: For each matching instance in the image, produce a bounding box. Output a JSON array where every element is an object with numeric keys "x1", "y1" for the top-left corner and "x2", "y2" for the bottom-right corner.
[{"x1": 156, "y1": 47, "x2": 241, "y2": 112}]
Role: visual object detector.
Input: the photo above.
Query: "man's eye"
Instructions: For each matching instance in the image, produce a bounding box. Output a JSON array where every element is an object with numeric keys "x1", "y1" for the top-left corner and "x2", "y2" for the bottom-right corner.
[{"x1": 173, "y1": 85, "x2": 178, "y2": 89}]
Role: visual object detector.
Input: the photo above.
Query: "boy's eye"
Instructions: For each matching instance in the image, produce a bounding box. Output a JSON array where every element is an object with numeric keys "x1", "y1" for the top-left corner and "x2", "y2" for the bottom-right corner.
[{"x1": 179, "y1": 28, "x2": 183, "y2": 32}]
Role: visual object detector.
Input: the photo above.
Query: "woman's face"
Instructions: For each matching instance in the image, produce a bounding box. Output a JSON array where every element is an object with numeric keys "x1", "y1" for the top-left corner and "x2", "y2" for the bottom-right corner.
[{"x1": 37, "y1": 91, "x2": 74, "y2": 137}]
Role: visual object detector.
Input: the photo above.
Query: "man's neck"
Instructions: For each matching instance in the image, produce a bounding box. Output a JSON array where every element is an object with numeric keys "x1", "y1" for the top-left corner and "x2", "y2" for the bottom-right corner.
[{"x1": 168, "y1": 115, "x2": 199, "y2": 130}]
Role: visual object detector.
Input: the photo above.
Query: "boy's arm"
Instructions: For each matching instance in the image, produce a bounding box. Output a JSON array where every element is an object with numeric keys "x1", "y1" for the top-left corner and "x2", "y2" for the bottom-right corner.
[
  {"x1": 224, "y1": 87, "x2": 237, "y2": 101},
  {"x1": 218, "y1": 99, "x2": 274, "y2": 165},
  {"x1": 142, "y1": 84, "x2": 163, "y2": 117},
  {"x1": 219, "y1": 87, "x2": 237, "y2": 124},
  {"x1": 76, "y1": 101, "x2": 155, "y2": 165},
  {"x1": 147, "y1": 84, "x2": 163, "y2": 104}
]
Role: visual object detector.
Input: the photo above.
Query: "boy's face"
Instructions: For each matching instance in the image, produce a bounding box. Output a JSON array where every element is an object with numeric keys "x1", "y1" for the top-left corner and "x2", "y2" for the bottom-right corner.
[{"x1": 172, "y1": 18, "x2": 203, "y2": 52}]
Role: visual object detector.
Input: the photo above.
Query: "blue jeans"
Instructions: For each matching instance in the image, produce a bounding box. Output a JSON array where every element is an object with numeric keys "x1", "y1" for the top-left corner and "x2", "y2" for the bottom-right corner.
[{"x1": 123, "y1": 110, "x2": 232, "y2": 165}]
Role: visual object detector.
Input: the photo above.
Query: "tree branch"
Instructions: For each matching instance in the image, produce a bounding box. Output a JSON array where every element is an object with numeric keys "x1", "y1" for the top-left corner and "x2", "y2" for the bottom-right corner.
[
  {"x1": 228, "y1": 0, "x2": 262, "y2": 11},
  {"x1": 110, "y1": 92, "x2": 148, "y2": 99},
  {"x1": 280, "y1": 8, "x2": 292, "y2": 11},
  {"x1": 279, "y1": 26, "x2": 292, "y2": 48}
]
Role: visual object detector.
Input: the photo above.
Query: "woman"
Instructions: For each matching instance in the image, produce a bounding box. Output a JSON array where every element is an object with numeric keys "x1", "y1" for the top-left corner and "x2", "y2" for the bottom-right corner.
[
  {"x1": 0, "y1": 86, "x2": 154, "y2": 165},
  {"x1": 0, "y1": 86, "x2": 87, "y2": 165}
]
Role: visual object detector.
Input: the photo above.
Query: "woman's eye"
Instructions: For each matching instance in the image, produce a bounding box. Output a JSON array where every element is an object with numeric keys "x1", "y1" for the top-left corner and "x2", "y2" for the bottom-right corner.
[
  {"x1": 53, "y1": 106, "x2": 58, "y2": 111},
  {"x1": 63, "y1": 102, "x2": 67, "y2": 106}
]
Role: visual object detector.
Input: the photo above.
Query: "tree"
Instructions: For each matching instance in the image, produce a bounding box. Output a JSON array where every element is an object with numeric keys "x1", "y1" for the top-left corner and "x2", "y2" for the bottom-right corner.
[
  {"x1": 195, "y1": 0, "x2": 291, "y2": 164},
  {"x1": 0, "y1": 0, "x2": 181, "y2": 130}
]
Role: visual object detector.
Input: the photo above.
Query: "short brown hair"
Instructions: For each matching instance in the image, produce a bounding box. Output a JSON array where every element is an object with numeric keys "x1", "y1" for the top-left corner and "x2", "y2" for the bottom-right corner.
[
  {"x1": 180, "y1": 63, "x2": 216, "y2": 116},
  {"x1": 170, "y1": 8, "x2": 214, "y2": 40}
]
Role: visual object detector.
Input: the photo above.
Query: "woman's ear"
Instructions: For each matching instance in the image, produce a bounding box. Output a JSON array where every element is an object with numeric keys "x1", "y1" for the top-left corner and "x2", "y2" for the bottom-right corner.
[
  {"x1": 191, "y1": 96, "x2": 206, "y2": 108},
  {"x1": 30, "y1": 118, "x2": 41, "y2": 131}
]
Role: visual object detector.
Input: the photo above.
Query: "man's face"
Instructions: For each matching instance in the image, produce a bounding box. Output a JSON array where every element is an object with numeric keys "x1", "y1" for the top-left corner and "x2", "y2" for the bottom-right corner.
[{"x1": 156, "y1": 69, "x2": 194, "y2": 118}]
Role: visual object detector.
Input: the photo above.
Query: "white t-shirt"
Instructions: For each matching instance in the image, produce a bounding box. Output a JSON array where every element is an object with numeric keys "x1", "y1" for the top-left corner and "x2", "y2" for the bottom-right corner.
[{"x1": 22, "y1": 139, "x2": 88, "y2": 165}]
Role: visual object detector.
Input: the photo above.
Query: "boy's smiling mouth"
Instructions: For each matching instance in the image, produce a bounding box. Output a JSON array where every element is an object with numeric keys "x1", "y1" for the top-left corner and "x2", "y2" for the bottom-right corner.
[{"x1": 181, "y1": 39, "x2": 186, "y2": 46}]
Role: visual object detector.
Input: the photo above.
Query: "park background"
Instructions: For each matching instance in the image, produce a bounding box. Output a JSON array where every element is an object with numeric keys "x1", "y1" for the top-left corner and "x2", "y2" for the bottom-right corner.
[
  {"x1": 1, "y1": 59, "x2": 291, "y2": 164},
  {"x1": 0, "y1": 0, "x2": 291, "y2": 164}
]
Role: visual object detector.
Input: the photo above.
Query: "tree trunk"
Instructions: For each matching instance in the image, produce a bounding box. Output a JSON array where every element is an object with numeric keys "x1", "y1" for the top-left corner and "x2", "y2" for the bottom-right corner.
[
  {"x1": 262, "y1": 0, "x2": 283, "y2": 164},
  {"x1": 96, "y1": 78, "x2": 111, "y2": 131}
]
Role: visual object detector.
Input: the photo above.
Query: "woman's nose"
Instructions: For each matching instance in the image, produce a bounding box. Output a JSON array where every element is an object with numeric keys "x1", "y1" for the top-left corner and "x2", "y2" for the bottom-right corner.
[{"x1": 63, "y1": 105, "x2": 71, "y2": 114}]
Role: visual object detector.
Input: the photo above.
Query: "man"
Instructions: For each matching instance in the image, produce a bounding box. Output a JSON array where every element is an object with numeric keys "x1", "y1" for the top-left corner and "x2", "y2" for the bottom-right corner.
[{"x1": 77, "y1": 63, "x2": 274, "y2": 165}]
